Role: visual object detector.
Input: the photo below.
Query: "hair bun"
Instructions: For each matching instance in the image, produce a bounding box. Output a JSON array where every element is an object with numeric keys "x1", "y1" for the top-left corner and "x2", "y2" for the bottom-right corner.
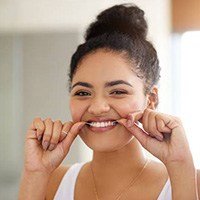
[{"x1": 85, "y1": 3, "x2": 148, "y2": 41}]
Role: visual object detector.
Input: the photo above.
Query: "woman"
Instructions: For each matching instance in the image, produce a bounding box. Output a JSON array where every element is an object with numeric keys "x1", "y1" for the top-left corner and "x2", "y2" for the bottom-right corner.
[{"x1": 18, "y1": 3, "x2": 200, "y2": 200}]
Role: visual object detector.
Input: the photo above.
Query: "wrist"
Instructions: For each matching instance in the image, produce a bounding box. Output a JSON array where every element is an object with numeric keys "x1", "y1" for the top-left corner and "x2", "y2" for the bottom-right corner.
[
  {"x1": 19, "y1": 169, "x2": 50, "y2": 200},
  {"x1": 22, "y1": 169, "x2": 50, "y2": 179},
  {"x1": 22, "y1": 165, "x2": 52, "y2": 177},
  {"x1": 165, "y1": 160, "x2": 198, "y2": 200},
  {"x1": 165, "y1": 157, "x2": 195, "y2": 173}
]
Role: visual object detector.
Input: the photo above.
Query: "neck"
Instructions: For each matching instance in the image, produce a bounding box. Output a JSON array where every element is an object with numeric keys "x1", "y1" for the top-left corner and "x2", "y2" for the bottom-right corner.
[{"x1": 90, "y1": 139, "x2": 147, "y2": 187}]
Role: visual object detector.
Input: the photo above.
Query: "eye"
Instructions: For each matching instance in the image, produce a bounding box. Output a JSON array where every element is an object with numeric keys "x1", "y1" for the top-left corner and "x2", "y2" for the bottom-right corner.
[
  {"x1": 74, "y1": 91, "x2": 91, "y2": 96},
  {"x1": 111, "y1": 90, "x2": 128, "y2": 95}
]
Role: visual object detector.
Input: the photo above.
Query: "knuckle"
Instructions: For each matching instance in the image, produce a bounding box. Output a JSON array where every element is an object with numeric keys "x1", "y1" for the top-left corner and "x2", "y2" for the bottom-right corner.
[
  {"x1": 34, "y1": 116, "x2": 42, "y2": 121},
  {"x1": 33, "y1": 117, "x2": 41, "y2": 125},
  {"x1": 54, "y1": 120, "x2": 62, "y2": 127},
  {"x1": 34, "y1": 118, "x2": 45, "y2": 131},
  {"x1": 54, "y1": 119, "x2": 62, "y2": 124},
  {"x1": 44, "y1": 117, "x2": 53, "y2": 123},
  {"x1": 174, "y1": 116, "x2": 182, "y2": 124}
]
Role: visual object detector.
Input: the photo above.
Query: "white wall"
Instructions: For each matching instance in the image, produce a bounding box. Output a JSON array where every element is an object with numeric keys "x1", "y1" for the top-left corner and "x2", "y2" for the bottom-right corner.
[{"x1": 0, "y1": 32, "x2": 83, "y2": 200}]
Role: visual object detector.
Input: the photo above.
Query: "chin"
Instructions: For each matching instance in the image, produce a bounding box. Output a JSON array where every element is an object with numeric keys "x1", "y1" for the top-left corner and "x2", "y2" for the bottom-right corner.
[{"x1": 79, "y1": 129, "x2": 134, "y2": 152}]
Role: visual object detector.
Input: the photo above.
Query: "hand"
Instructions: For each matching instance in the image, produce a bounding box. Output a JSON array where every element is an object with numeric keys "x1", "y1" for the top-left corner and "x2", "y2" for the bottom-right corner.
[
  {"x1": 117, "y1": 109, "x2": 193, "y2": 166},
  {"x1": 23, "y1": 117, "x2": 86, "y2": 175}
]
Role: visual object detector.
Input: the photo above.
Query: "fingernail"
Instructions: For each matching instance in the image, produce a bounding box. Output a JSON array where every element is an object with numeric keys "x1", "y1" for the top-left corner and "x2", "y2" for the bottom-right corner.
[
  {"x1": 61, "y1": 131, "x2": 68, "y2": 140},
  {"x1": 43, "y1": 141, "x2": 49, "y2": 151},
  {"x1": 156, "y1": 135, "x2": 163, "y2": 141},
  {"x1": 38, "y1": 135, "x2": 42, "y2": 141},
  {"x1": 48, "y1": 143, "x2": 55, "y2": 151}
]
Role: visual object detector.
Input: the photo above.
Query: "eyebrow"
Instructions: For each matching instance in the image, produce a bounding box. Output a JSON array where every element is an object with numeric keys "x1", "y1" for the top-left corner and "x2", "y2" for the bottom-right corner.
[{"x1": 71, "y1": 80, "x2": 133, "y2": 90}]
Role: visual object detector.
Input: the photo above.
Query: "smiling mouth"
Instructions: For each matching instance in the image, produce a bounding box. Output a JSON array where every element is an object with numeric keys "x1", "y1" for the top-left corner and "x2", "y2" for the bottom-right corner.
[{"x1": 85, "y1": 120, "x2": 118, "y2": 128}]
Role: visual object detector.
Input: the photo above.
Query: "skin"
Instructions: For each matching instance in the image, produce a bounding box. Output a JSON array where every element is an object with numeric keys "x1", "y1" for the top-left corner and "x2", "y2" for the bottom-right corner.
[
  {"x1": 69, "y1": 49, "x2": 198, "y2": 199},
  {"x1": 19, "y1": 48, "x2": 199, "y2": 200},
  {"x1": 69, "y1": 49, "x2": 156, "y2": 198},
  {"x1": 70, "y1": 50, "x2": 151, "y2": 152}
]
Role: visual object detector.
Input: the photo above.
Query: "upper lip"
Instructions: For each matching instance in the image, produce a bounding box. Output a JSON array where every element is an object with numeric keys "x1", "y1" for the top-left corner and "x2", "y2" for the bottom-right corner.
[{"x1": 86, "y1": 117, "x2": 117, "y2": 122}]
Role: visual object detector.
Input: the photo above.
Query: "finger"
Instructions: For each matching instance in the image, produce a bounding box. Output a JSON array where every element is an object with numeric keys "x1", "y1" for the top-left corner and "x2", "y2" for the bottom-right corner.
[
  {"x1": 48, "y1": 120, "x2": 63, "y2": 151},
  {"x1": 156, "y1": 113, "x2": 181, "y2": 131},
  {"x1": 142, "y1": 109, "x2": 149, "y2": 132},
  {"x1": 148, "y1": 112, "x2": 164, "y2": 141},
  {"x1": 142, "y1": 109, "x2": 155, "y2": 138},
  {"x1": 132, "y1": 122, "x2": 163, "y2": 149},
  {"x1": 156, "y1": 116, "x2": 171, "y2": 133},
  {"x1": 116, "y1": 118, "x2": 127, "y2": 125},
  {"x1": 127, "y1": 111, "x2": 143, "y2": 126},
  {"x1": 28, "y1": 117, "x2": 45, "y2": 141},
  {"x1": 59, "y1": 121, "x2": 74, "y2": 142},
  {"x1": 117, "y1": 110, "x2": 143, "y2": 127},
  {"x1": 42, "y1": 118, "x2": 53, "y2": 151},
  {"x1": 118, "y1": 120, "x2": 159, "y2": 148},
  {"x1": 61, "y1": 121, "x2": 86, "y2": 155}
]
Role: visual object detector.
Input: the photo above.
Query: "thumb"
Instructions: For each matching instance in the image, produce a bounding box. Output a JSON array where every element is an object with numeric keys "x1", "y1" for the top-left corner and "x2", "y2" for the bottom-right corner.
[
  {"x1": 127, "y1": 111, "x2": 143, "y2": 127},
  {"x1": 116, "y1": 110, "x2": 143, "y2": 129},
  {"x1": 61, "y1": 121, "x2": 86, "y2": 155}
]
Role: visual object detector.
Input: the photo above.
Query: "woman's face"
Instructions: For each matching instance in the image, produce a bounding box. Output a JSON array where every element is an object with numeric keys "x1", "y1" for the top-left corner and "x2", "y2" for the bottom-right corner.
[{"x1": 69, "y1": 49, "x2": 149, "y2": 152}]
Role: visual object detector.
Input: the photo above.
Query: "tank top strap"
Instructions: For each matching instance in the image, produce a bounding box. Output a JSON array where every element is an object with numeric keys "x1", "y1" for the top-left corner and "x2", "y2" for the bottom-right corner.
[{"x1": 54, "y1": 162, "x2": 86, "y2": 200}]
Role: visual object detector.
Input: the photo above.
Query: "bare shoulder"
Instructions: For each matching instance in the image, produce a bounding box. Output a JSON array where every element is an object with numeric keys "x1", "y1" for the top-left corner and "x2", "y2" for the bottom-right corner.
[
  {"x1": 197, "y1": 169, "x2": 200, "y2": 197},
  {"x1": 45, "y1": 164, "x2": 71, "y2": 200}
]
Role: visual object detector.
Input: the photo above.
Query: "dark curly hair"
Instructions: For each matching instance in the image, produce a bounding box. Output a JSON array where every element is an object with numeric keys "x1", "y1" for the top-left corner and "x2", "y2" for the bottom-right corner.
[{"x1": 68, "y1": 3, "x2": 161, "y2": 97}]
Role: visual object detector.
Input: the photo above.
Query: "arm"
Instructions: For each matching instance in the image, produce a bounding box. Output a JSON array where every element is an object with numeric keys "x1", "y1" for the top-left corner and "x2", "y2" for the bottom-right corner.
[
  {"x1": 117, "y1": 109, "x2": 199, "y2": 199},
  {"x1": 198, "y1": 170, "x2": 200, "y2": 199},
  {"x1": 166, "y1": 160, "x2": 199, "y2": 200},
  {"x1": 19, "y1": 118, "x2": 85, "y2": 200},
  {"x1": 18, "y1": 169, "x2": 50, "y2": 200}
]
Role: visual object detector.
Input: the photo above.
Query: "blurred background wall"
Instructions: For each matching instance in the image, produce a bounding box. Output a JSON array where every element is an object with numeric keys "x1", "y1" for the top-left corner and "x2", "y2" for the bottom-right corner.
[{"x1": 1, "y1": 0, "x2": 199, "y2": 199}]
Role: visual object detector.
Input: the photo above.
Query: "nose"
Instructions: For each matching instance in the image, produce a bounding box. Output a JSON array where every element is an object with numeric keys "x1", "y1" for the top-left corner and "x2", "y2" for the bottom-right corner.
[{"x1": 87, "y1": 97, "x2": 110, "y2": 115}]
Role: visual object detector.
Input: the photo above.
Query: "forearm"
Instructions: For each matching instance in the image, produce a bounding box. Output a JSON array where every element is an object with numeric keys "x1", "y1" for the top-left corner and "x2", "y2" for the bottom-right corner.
[
  {"x1": 166, "y1": 160, "x2": 199, "y2": 200},
  {"x1": 18, "y1": 169, "x2": 50, "y2": 200}
]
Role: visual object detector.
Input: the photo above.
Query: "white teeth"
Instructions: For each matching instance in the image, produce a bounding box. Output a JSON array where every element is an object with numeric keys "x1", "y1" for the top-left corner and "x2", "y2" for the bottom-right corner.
[
  {"x1": 97, "y1": 122, "x2": 101, "y2": 127},
  {"x1": 89, "y1": 121, "x2": 116, "y2": 127}
]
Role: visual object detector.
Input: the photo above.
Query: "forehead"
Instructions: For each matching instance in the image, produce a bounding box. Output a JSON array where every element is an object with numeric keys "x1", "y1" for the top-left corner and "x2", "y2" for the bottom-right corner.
[{"x1": 72, "y1": 50, "x2": 140, "y2": 85}]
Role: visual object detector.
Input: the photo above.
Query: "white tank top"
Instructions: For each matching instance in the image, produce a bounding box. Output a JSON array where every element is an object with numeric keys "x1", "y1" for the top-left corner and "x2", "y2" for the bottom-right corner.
[{"x1": 54, "y1": 162, "x2": 172, "y2": 200}]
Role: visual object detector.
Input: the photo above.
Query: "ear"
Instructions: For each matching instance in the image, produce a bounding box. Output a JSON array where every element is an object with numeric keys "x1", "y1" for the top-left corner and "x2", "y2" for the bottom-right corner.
[{"x1": 146, "y1": 86, "x2": 159, "y2": 110}]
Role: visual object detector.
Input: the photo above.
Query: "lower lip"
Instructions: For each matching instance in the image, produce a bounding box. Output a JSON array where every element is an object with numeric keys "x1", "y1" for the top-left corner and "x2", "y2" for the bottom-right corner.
[{"x1": 86, "y1": 124, "x2": 118, "y2": 133}]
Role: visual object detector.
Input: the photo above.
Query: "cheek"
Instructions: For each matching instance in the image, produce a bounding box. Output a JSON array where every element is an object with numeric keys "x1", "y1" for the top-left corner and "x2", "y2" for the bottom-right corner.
[
  {"x1": 113, "y1": 98, "x2": 145, "y2": 118},
  {"x1": 70, "y1": 100, "x2": 87, "y2": 122}
]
